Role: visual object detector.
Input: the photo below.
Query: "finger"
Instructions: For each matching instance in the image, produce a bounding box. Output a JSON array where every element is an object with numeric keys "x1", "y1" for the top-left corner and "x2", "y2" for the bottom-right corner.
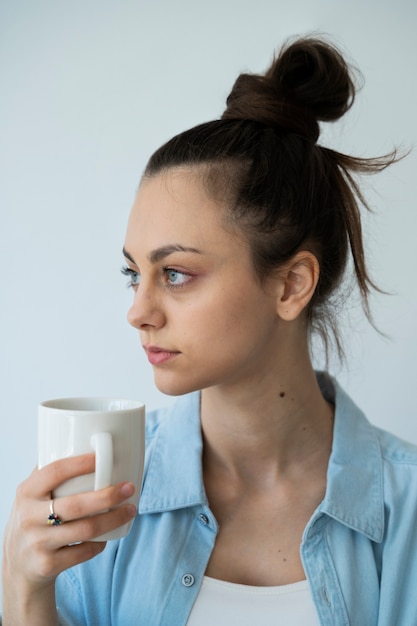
[
  {"x1": 55, "y1": 541, "x2": 107, "y2": 573},
  {"x1": 45, "y1": 502, "x2": 137, "y2": 550},
  {"x1": 26, "y1": 454, "x2": 96, "y2": 498},
  {"x1": 48, "y1": 482, "x2": 136, "y2": 524}
]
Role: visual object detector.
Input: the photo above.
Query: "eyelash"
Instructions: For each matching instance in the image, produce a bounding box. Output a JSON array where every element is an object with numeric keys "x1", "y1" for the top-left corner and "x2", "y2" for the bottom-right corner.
[
  {"x1": 121, "y1": 265, "x2": 192, "y2": 290},
  {"x1": 121, "y1": 266, "x2": 140, "y2": 289}
]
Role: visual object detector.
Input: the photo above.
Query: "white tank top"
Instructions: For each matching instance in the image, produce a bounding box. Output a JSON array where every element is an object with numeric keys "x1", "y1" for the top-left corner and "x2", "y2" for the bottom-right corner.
[{"x1": 186, "y1": 576, "x2": 320, "y2": 625}]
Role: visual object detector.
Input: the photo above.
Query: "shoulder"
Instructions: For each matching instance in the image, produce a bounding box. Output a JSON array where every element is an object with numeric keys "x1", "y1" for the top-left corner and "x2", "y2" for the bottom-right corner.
[
  {"x1": 374, "y1": 425, "x2": 417, "y2": 466},
  {"x1": 325, "y1": 372, "x2": 417, "y2": 471},
  {"x1": 374, "y1": 426, "x2": 417, "y2": 512}
]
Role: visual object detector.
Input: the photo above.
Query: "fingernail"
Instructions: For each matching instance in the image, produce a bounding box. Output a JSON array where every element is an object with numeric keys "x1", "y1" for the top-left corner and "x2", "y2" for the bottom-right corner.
[{"x1": 120, "y1": 482, "x2": 135, "y2": 498}]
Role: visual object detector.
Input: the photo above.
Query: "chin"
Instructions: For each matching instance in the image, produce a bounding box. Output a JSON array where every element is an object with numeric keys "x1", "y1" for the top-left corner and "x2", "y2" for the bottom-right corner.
[{"x1": 153, "y1": 374, "x2": 201, "y2": 398}]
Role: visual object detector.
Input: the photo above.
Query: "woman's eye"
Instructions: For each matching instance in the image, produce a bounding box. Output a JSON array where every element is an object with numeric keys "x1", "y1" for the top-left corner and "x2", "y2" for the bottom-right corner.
[
  {"x1": 164, "y1": 268, "x2": 190, "y2": 287},
  {"x1": 121, "y1": 266, "x2": 141, "y2": 288}
]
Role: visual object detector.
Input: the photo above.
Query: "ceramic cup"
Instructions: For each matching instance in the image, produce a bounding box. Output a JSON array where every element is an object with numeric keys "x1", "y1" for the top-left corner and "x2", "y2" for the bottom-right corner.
[{"x1": 38, "y1": 397, "x2": 145, "y2": 541}]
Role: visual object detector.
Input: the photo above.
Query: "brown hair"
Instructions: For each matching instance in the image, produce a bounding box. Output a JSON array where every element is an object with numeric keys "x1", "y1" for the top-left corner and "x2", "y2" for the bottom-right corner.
[{"x1": 144, "y1": 36, "x2": 399, "y2": 359}]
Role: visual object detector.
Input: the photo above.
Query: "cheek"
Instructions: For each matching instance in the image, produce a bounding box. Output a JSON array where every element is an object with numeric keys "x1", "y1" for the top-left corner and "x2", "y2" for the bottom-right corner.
[
  {"x1": 187, "y1": 299, "x2": 262, "y2": 349},
  {"x1": 170, "y1": 281, "x2": 275, "y2": 347}
]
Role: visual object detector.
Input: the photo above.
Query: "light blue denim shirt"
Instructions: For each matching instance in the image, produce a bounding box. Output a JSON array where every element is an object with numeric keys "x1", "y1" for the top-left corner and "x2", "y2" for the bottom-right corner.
[{"x1": 55, "y1": 374, "x2": 417, "y2": 625}]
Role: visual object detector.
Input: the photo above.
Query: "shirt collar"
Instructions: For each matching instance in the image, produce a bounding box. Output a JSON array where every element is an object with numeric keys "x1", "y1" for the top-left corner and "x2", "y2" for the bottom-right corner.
[
  {"x1": 139, "y1": 391, "x2": 207, "y2": 513},
  {"x1": 139, "y1": 373, "x2": 385, "y2": 542},
  {"x1": 317, "y1": 372, "x2": 384, "y2": 542}
]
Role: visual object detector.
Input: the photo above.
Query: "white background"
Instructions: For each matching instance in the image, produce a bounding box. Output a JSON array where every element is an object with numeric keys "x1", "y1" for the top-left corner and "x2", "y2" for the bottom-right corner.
[{"x1": 1, "y1": 0, "x2": 416, "y2": 608}]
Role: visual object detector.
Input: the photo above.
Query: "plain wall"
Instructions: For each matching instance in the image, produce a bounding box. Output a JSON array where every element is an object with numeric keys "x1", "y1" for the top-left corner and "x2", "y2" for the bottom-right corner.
[{"x1": 1, "y1": 0, "x2": 416, "y2": 608}]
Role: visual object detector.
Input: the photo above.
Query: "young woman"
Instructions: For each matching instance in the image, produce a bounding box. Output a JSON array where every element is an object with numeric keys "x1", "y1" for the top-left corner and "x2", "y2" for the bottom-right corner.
[{"x1": 3, "y1": 36, "x2": 417, "y2": 625}]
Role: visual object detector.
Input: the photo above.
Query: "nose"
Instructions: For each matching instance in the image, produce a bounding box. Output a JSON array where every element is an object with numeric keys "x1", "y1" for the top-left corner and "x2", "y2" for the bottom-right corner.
[{"x1": 127, "y1": 286, "x2": 165, "y2": 330}]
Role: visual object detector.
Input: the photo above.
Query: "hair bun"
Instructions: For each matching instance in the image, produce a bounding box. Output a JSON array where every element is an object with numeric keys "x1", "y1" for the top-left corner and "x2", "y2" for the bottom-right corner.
[{"x1": 222, "y1": 36, "x2": 356, "y2": 142}]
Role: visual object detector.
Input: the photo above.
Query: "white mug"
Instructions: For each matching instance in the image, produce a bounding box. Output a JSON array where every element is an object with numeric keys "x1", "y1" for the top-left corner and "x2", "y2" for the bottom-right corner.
[{"x1": 38, "y1": 397, "x2": 145, "y2": 541}]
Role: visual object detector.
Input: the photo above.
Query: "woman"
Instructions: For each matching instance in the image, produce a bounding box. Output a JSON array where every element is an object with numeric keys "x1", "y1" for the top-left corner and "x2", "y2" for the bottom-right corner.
[{"x1": 3, "y1": 36, "x2": 417, "y2": 625}]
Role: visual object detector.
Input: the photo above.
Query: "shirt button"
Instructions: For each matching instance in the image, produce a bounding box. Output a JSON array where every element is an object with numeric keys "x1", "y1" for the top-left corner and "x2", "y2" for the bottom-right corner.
[
  {"x1": 198, "y1": 513, "x2": 209, "y2": 525},
  {"x1": 182, "y1": 574, "x2": 195, "y2": 587}
]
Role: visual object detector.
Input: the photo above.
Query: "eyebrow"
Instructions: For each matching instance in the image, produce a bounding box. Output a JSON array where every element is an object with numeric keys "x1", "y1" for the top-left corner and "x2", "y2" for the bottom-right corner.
[{"x1": 122, "y1": 244, "x2": 202, "y2": 265}]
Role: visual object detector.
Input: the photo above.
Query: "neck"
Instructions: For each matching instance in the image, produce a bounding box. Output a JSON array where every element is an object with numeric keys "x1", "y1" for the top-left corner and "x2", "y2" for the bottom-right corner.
[{"x1": 201, "y1": 360, "x2": 334, "y2": 487}]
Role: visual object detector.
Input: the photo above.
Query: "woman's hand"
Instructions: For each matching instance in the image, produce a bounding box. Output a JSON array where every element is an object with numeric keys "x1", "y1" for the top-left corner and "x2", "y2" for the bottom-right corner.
[{"x1": 2, "y1": 454, "x2": 136, "y2": 625}]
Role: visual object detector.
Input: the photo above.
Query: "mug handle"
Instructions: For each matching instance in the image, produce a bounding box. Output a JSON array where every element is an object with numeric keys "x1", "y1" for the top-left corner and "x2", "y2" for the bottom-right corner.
[{"x1": 90, "y1": 432, "x2": 113, "y2": 490}]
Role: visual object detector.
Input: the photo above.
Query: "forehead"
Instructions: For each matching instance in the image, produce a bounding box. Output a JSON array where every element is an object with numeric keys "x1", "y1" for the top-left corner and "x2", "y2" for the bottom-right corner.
[{"x1": 125, "y1": 168, "x2": 235, "y2": 252}]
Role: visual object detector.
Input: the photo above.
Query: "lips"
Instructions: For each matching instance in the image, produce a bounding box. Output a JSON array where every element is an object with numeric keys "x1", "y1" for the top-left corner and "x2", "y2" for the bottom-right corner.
[{"x1": 143, "y1": 345, "x2": 180, "y2": 366}]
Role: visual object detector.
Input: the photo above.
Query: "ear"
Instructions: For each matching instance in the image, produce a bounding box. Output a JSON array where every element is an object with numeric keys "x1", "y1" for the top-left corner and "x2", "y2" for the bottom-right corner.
[{"x1": 276, "y1": 251, "x2": 320, "y2": 321}]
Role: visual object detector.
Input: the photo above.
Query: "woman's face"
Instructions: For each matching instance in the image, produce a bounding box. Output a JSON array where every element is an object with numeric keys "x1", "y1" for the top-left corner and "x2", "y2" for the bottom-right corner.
[{"x1": 123, "y1": 168, "x2": 286, "y2": 397}]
